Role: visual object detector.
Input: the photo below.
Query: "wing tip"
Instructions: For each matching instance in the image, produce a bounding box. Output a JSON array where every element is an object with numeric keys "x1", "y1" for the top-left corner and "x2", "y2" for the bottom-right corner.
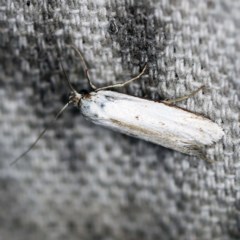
[{"x1": 209, "y1": 125, "x2": 225, "y2": 144}]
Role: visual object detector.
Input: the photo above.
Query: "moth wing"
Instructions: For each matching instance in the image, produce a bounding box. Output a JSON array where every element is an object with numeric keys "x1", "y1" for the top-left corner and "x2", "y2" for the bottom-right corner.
[{"x1": 81, "y1": 91, "x2": 224, "y2": 157}]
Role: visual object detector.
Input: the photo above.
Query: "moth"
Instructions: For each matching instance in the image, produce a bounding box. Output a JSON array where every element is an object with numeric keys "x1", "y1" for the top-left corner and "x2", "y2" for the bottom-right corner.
[{"x1": 11, "y1": 47, "x2": 224, "y2": 164}]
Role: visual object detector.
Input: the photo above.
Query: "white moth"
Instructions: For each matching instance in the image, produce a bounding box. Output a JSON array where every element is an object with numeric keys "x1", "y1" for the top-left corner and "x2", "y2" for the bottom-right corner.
[
  {"x1": 71, "y1": 89, "x2": 224, "y2": 158},
  {"x1": 11, "y1": 48, "x2": 224, "y2": 164}
]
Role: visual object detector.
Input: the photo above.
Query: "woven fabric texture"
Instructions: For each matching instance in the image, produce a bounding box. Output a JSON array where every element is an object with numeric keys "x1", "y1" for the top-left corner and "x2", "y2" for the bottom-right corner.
[{"x1": 0, "y1": 0, "x2": 240, "y2": 239}]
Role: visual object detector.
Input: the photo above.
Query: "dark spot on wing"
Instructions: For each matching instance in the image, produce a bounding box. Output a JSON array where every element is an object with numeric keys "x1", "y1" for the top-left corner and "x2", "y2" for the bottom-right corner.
[
  {"x1": 105, "y1": 95, "x2": 116, "y2": 102},
  {"x1": 103, "y1": 92, "x2": 141, "y2": 102},
  {"x1": 81, "y1": 104, "x2": 90, "y2": 111}
]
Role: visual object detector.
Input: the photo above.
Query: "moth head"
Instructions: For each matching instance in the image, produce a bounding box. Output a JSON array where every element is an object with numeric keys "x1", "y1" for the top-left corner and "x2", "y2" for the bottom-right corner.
[{"x1": 69, "y1": 91, "x2": 82, "y2": 107}]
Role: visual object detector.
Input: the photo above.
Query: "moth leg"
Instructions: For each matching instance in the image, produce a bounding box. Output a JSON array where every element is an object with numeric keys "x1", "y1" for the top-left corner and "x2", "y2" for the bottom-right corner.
[
  {"x1": 71, "y1": 45, "x2": 97, "y2": 90},
  {"x1": 163, "y1": 86, "x2": 205, "y2": 104},
  {"x1": 96, "y1": 64, "x2": 147, "y2": 91}
]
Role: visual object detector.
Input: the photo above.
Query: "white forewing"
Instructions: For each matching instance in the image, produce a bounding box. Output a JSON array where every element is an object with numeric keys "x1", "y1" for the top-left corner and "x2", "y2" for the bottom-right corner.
[{"x1": 80, "y1": 91, "x2": 224, "y2": 157}]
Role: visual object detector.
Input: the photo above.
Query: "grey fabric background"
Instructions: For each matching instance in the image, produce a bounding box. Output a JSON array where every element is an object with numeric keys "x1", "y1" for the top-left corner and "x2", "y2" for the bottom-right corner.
[{"x1": 0, "y1": 0, "x2": 239, "y2": 239}]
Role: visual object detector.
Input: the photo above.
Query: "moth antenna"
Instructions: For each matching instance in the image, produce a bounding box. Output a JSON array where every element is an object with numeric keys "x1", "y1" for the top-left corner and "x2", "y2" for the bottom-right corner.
[
  {"x1": 10, "y1": 102, "x2": 70, "y2": 166},
  {"x1": 70, "y1": 45, "x2": 97, "y2": 90},
  {"x1": 59, "y1": 60, "x2": 76, "y2": 92}
]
